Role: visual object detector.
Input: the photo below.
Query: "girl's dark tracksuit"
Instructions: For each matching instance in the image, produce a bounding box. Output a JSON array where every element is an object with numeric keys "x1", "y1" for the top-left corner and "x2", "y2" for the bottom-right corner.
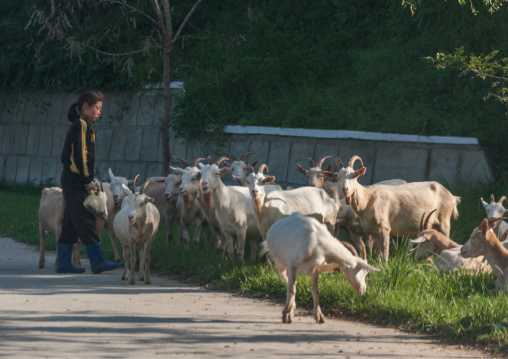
[{"x1": 59, "y1": 116, "x2": 100, "y2": 246}]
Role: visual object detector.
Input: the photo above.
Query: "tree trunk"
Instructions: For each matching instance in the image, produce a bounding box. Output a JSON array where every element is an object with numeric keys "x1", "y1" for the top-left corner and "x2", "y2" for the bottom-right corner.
[{"x1": 160, "y1": 42, "x2": 172, "y2": 176}]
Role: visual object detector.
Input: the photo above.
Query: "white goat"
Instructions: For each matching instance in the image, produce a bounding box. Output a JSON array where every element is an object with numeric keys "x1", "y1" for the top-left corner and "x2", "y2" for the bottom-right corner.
[
  {"x1": 38, "y1": 180, "x2": 108, "y2": 270},
  {"x1": 481, "y1": 195, "x2": 508, "y2": 238},
  {"x1": 200, "y1": 157, "x2": 262, "y2": 262},
  {"x1": 235, "y1": 164, "x2": 339, "y2": 240},
  {"x1": 107, "y1": 168, "x2": 138, "y2": 261},
  {"x1": 261, "y1": 212, "x2": 379, "y2": 324},
  {"x1": 340, "y1": 155, "x2": 460, "y2": 262},
  {"x1": 409, "y1": 211, "x2": 490, "y2": 273},
  {"x1": 168, "y1": 157, "x2": 214, "y2": 249},
  {"x1": 113, "y1": 177, "x2": 160, "y2": 285},
  {"x1": 461, "y1": 218, "x2": 508, "y2": 295},
  {"x1": 222, "y1": 152, "x2": 258, "y2": 185}
]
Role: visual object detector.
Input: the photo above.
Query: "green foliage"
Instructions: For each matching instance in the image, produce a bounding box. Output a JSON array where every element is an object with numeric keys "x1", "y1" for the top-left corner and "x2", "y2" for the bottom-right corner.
[
  {"x1": 3, "y1": 180, "x2": 508, "y2": 352},
  {"x1": 171, "y1": 0, "x2": 508, "y2": 176}
]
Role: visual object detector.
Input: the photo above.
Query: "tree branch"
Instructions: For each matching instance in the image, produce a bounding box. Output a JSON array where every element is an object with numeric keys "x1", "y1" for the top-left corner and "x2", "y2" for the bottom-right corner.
[{"x1": 172, "y1": 0, "x2": 202, "y2": 44}]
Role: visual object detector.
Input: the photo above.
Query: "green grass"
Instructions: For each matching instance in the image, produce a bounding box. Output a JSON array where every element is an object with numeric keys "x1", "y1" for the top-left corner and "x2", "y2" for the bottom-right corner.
[{"x1": 2, "y1": 180, "x2": 508, "y2": 354}]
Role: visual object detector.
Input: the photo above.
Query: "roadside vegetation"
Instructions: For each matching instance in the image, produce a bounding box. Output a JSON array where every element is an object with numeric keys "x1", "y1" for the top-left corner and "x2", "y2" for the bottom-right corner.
[{"x1": 2, "y1": 178, "x2": 508, "y2": 354}]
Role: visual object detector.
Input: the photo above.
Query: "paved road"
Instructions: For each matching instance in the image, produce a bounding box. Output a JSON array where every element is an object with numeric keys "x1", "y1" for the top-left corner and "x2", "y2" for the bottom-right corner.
[{"x1": 0, "y1": 237, "x2": 495, "y2": 358}]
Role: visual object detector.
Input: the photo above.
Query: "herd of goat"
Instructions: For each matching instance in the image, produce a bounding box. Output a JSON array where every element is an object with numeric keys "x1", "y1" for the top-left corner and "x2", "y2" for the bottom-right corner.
[{"x1": 36, "y1": 152, "x2": 508, "y2": 323}]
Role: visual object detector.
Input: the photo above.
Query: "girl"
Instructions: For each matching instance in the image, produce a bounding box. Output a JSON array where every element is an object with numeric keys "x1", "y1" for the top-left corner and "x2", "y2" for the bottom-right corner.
[{"x1": 58, "y1": 90, "x2": 122, "y2": 274}]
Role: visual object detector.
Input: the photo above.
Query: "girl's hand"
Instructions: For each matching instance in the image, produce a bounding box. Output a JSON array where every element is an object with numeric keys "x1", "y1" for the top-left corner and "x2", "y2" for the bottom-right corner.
[{"x1": 85, "y1": 182, "x2": 95, "y2": 191}]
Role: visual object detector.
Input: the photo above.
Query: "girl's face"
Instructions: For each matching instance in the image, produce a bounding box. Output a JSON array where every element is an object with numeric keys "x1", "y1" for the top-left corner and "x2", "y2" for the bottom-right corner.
[{"x1": 81, "y1": 101, "x2": 103, "y2": 122}]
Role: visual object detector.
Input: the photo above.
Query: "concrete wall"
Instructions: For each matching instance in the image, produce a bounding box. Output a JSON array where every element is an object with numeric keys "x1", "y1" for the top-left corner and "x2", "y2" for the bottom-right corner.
[{"x1": 0, "y1": 90, "x2": 493, "y2": 189}]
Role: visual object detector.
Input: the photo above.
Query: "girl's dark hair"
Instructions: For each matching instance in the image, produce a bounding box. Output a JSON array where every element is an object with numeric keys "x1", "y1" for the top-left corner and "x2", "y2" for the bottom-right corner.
[{"x1": 67, "y1": 90, "x2": 104, "y2": 123}]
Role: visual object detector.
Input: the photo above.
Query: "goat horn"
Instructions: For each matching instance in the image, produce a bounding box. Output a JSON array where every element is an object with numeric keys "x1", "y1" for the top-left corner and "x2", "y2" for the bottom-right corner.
[
  {"x1": 133, "y1": 174, "x2": 140, "y2": 193},
  {"x1": 239, "y1": 152, "x2": 255, "y2": 161},
  {"x1": 340, "y1": 241, "x2": 358, "y2": 257},
  {"x1": 499, "y1": 196, "x2": 507, "y2": 204},
  {"x1": 335, "y1": 156, "x2": 344, "y2": 168},
  {"x1": 248, "y1": 165, "x2": 255, "y2": 174},
  {"x1": 258, "y1": 164, "x2": 269, "y2": 174},
  {"x1": 423, "y1": 209, "x2": 437, "y2": 231},
  {"x1": 501, "y1": 229, "x2": 508, "y2": 242},
  {"x1": 419, "y1": 212, "x2": 426, "y2": 233},
  {"x1": 315, "y1": 156, "x2": 332, "y2": 169},
  {"x1": 173, "y1": 155, "x2": 190, "y2": 168},
  {"x1": 98, "y1": 178, "x2": 104, "y2": 192},
  {"x1": 348, "y1": 155, "x2": 364, "y2": 169},
  {"x1": 206, "y1": 155, "x2": 211, "y2": 164},
  {"x1": 491, "y1": 194, "x2": 495, "y2": 202},
  {"x1": 193, "y1": 157, "x2": 207, "y2": 167},
  {"x1": 487, "y1": 217, "x2": 506, "y2": 229},
  {"x1": 139, "y1": 179, "x2": 151, "y2": 195},
  {"x1": 215, "y1": 157, "x2": 229, "y2": 166},
  {"x1": 221, "y1": 153, "x2": 236, "y2": 161},
  {"x1": 307, "y1": 157, "x2": 314, "y2": 168}
]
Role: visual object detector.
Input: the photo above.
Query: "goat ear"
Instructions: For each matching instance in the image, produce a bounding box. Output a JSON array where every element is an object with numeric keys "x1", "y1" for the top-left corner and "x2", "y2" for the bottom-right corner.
[
  {"x1": 357, "y1": 259, "x2": 380, "y2": 272},
  {"x1": 250, "y1": 160, "x2": 259, "y2": 168},
  {"x1": 220, "y1": 167, "x2": 232, "y2": 176},
  {"x1": 323, "y1": 171, "x2": 338, "y2": 179},
  {"x1": 169, "y1": 166, "x2": 186, "y2": 175},
  {"x1": 297, "y1": 164, "x2": 308, "y2": 175},
  {"x1": 223, "y1": 161, "x2": 231, "y2": 167},
  {"x1": 263, "y1": 176, "x2": 276, "y2": 184},
  {"x1": 144, "y1": 196, "x2": 155, "y2": 204},
  {"x1": 121, "y1": 184, "x2": 133, "y2": 195},
  {"x1": 354, "y1": 167, "x2": 366, "y2": 178},
  {"x1": 325, "y1": 164, "x2": 333, "y2": 172},
  {"x1": 480, "y1": 198, "x2": 488, "y2": 208}
]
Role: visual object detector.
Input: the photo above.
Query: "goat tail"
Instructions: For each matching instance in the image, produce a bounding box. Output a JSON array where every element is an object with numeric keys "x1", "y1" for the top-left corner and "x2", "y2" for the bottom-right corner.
[
  {"x1": 453, "y1": 196, "x2": 461, "y2": 220},
  {"x1": 259, "y1": 240, "x2": 270, "y2": 258}
]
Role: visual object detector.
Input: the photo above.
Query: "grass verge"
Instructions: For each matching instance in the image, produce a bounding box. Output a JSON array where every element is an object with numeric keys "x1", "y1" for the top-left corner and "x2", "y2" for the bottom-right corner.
[{"x1": 1, "y1": 180, "x2": 507, "y2": 354}]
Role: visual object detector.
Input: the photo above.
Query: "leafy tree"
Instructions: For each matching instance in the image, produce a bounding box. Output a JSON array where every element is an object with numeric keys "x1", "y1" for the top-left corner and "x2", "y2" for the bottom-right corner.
[
  {"x1": 27, "y1": 0, "x2": 202, "y2": 175},
  {"x1": 403, "y1": 0, "x2": 508, "y2": 112}
]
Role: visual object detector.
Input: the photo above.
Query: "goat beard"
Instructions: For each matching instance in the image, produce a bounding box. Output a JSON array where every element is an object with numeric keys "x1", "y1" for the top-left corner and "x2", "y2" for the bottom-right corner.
[
  {"x1": 345, "y1": 195, "x2": 352, "y2": 205},
  {"x1": 183, "y1": 194, "x2": 192, "y2": 211},
  {"x1": 203, "y1": 192, "x2": 212, "y2": 210},
  {"x1": 254, "y1": 197, "x2": 262, "y2": 214}
]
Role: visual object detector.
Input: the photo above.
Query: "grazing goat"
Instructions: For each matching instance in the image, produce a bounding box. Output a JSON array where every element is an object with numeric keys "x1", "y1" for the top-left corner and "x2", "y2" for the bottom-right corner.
[
  {"x1": 409, "y1": 211, "x2": 489, "y2": 273},
  {"x1": 200, "y1": 157, "x2": 262, "y2": 262},
  {"x1": 234, "y1": 164, "x2": 339, "y2": 240},
  {"x1": 113, "y1": 177, "x2": 160, "y2": 285},
  {"x1": 340, "y1": 155, "x2": 460, "y2": 262},
  {"x1": 461, "y1": 218, "x2": 508, "y2": 294},
  {"x1": 38, "y1": 180, "x2": 108, "y2": 270},
  {"x1": 261, "y1": 212, "x2": 379, "y2": 324}
]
